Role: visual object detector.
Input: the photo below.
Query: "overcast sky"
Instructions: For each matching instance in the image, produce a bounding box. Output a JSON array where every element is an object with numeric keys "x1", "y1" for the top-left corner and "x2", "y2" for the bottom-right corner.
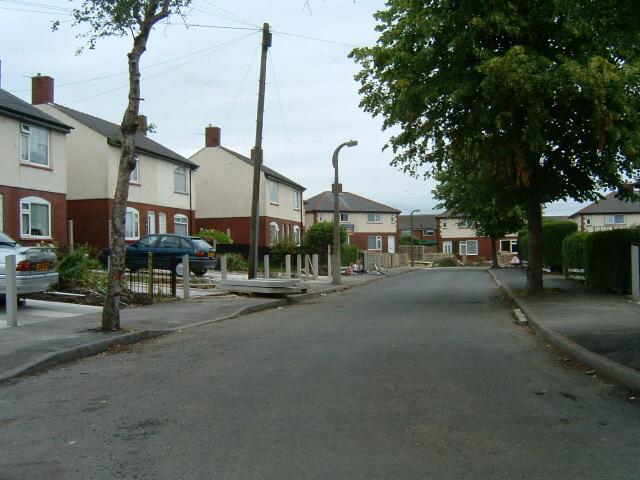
[{"x1": 1, "y1": 0, "x2": 586, "y2": 216}]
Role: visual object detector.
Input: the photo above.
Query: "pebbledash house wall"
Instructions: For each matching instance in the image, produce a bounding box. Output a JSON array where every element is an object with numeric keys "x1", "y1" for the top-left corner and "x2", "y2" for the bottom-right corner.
[
  {"x1": 304, "y1": 211, "x2": 399, "y2": 253},
  {"x1": 192, "y1": 129, "x2": 304, "y2": 248},
  {"x1": 0, "y1": 112, "x2": 69, "y2": 247},
  {"x1": 36, "y1": 104, "x2": 195, "y2": 249}
]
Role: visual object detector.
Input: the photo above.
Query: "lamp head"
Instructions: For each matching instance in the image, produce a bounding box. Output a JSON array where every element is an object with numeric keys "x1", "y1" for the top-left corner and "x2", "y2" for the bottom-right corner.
[{"x1": 346, "y1": 140, "x2": 358, "y2": 147}]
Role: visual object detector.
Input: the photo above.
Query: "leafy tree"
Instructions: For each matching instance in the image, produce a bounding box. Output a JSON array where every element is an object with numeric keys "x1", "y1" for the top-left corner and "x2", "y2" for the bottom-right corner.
[
  {"x1": 351, "y1": 1, "x2": 640, "y2": 293},
  {"x1": 67, "y1": 0, "x2": 190, "y2": 330},
  {"x1": 433, "y1": 162, "x2": 524, "y2": 267},
  {"x1": 303, "y1": 222, "x2": 346, "y2": 254}
]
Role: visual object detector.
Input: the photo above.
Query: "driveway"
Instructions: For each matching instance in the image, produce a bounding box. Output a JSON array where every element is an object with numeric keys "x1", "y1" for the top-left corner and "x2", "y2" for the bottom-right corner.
[{"x1": 0, "y1": 299, "x2": 102, "y2": 328}]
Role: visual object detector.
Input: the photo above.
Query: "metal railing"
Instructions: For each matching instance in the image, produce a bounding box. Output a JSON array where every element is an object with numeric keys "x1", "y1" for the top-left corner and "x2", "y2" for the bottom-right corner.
[{"x1": 117, "y1": 252, "x2": 179, "y2": 300}]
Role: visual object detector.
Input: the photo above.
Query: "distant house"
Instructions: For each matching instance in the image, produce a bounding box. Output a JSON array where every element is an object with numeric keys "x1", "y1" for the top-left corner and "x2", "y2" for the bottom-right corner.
[
  {"x1": 570, "y1": 188, "x2": 640, "y2": 232},
  {"x1": 436, "y1": 211, "x2": 518, "y2": 258},
  {"x1": 0, "y1": 87, "x2": 72, "y2": 247},
  {"x1": 304, "y1": 191, "x2": 400, "y2": 253},
  {"x1": 32, "y1": 75, "x2": 198, "y2": 249},
  {"x1": 397, "y1": 213, "x2": 438, "y2": 246},
  {"x1": 191, "y1": 126, "x2": 305, "y2": 249}
]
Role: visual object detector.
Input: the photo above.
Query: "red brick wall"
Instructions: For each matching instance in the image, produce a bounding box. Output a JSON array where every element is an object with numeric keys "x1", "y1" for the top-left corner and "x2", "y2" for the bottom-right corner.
[
  {"x1": 67, "y1": 198, "x2": 194, "y2": 250},
  {"x1": 196, "y1": 216, "x2": 304, "y2": 247},
  {"x1": 349, "y1": 231, "x2": 399, "y2": 253},
  {"x1": 437, "y1": 236, "x2": 495, "y2": 259},
  {"x1": 0, "y1": 185, "x2": 67, "y2": 248}
]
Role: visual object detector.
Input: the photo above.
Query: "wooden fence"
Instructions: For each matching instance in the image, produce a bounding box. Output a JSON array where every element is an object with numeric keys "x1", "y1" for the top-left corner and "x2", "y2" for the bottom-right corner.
[
  {"x1": 363, "y1": 252, "x2": 401, "y2": 270},
  {"x1": 398, "y1": 245, "x2": 438, "y2": 256}
]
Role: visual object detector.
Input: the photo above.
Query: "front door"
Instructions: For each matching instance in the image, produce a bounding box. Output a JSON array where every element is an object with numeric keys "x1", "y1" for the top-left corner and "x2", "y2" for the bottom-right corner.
[
  {"x1": 443, "y1": 241, "x2": 453, "y2": 254},
  {"x1": 147, "y1": 211, "x2": 156, "y2": 235},
  {"x1": 388, "y1": 235, "x2": 396, "y2": 254}
]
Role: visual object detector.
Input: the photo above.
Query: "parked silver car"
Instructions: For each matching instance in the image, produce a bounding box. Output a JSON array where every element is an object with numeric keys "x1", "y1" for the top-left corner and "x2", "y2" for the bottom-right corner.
[{"x1": 0, "y1": 232, "x2": 58, "y2": 301}]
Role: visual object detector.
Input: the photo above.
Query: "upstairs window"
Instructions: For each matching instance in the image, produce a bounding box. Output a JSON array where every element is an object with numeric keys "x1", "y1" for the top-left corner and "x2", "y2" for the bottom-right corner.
[
  {"x1": 269, "y1": 180, "x2": 279, "y2": 204},
  {"x1": 340, "y1": 213, "x2": 349, "y2": 222},
  {"x1": 423, "y1": 228, "x2": 434, "y2": 236},
  {"x1": 130, "y1": 155, "x2": 140, "y2": 183},
  {"x1": 20, "y1": 197, "x2": 51, "y2": 238},
  {"x1": 20, "y1": 124, "x2": 49, "y2": 167},
  {"x1": 174, "y1": 167, "x2": 188, "y2": 193},
  {"x1": 367, "y1": 213, "x2": 381, "y2": 223},
  {"x1": 293, "y1": 191, "x2": 301, "y2": 210}
]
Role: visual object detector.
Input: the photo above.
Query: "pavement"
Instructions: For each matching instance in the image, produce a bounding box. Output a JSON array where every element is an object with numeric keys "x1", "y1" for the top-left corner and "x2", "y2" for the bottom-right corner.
[
  {"x1": 489, "y1": 267, "x2": 640, "y2": 392},
  {"x1": 0, "y1": 268, "x2": 411, "y2": 383}
]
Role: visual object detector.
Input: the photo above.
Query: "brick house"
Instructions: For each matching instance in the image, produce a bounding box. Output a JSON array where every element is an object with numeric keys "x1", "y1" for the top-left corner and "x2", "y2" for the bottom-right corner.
[
  {"x1": 397, "y1": 213, "x2": 438, "y2": 246},
  {"x1": 191, "y1": 126, "x2": 305, "y2": 249},
  {"x1": 0, "y1": 87, "x2": 72, "y2": 247},
  {"x1": 31, "y1": 75, "x2": 198, "y2": 250},
  {"x1": 569, "y1": 188, "x2": 640, "y2": 232},
  {"x1": 304, "y1": 191, "x2": 400, "y2": 253},
  {"x1": 437, "y1": 211, "x2": 518, "y2": 258}
]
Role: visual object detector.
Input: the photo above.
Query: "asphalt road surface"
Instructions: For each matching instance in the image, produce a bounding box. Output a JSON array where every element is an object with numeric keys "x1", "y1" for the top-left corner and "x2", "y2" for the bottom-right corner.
[{"x1": 1, "y1": 269, "x2": 638, "y2": 479}]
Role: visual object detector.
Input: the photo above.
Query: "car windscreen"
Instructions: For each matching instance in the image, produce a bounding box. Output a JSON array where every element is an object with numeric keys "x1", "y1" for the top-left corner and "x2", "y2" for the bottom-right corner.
[
  {"x1": 191, "y1": 239, "x2": 214, "y2": 251},
  {"x1": 0, "y1": 232, "x2": 19, "y2": 247}
]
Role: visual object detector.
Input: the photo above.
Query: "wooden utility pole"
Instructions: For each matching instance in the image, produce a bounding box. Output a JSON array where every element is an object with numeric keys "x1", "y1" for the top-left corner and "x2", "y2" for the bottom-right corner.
[{"x1": 248, "y1": 22, "x2": 271, "y2": 279}]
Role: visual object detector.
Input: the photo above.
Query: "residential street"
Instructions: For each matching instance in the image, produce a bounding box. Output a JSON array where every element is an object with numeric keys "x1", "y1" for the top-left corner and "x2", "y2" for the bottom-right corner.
[{"x1": 1, "y1": 269, "x2": 638, "y2": 479}]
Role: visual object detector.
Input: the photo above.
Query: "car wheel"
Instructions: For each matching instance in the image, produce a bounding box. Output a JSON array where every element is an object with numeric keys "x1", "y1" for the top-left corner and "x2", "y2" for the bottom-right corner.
[
  {"x1": 193, "y1": 269, "x2": 207, "y2": 277},
  {"x1": 175, "y1": 262, "x2": 184, "y2": 277}
]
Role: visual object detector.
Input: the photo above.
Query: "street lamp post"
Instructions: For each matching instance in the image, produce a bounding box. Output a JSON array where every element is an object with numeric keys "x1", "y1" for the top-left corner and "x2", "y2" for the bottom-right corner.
[
  {"x1": 409, "y1": 209, "x2": 420, "y2": 267},
  {"x1": 332, "y1": 140, "x2": 358, "y2": 285}
]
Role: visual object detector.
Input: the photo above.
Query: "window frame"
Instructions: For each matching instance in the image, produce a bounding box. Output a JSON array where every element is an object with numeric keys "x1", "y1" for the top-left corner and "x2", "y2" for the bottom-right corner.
[
  {"x1": 269, "y1": 180, "x2": 279, "y2": 204},
  {"x1": 174, "y1": 214, "x2": 189, "y2": 236},
  {"x1": 500, "y1": 239, "x2": 518, "y2": 253},
  {"x1": 340, "y1": 212, "x2": 349, "y2": 223},
  {"x1": 293, "y1": 225, "x2": 301, "y2": 245},
  {"x1": 125, "y1": 207, "x2": 140, "y2": 240},
  {"x1": 129, "y1": 155, "x2": 140, "y2": 184},
  {"x1": 367, "y1": 235, "x2": 382, "y2": 250},
  {"x1": 269, "y1": 221, "x2": 279, "y2": 245},
  {"x1": 423, "y1": 228, "x2": 434, "y2": 236},
  {"x1": 293, "y1": 190, "x2": 301, "y2": 210},
  {"x1": 605, "y1": 214, "x2": 625, "y2": 225},
  {"x1": 20, "y1": 196, "x2": 51, "y2": 239},
  {"x1": 20, "y1": 123, "x2": 50, "y2": 167},
  {"x1": 367, "y1": 213, "x2": 382, "y2": 223},
  {"x1": 174, "y1": 166, "x2": 188, "y2": 194},
  {"x1": 459, "y1": 239, "x2": 478, "y2": 256}
]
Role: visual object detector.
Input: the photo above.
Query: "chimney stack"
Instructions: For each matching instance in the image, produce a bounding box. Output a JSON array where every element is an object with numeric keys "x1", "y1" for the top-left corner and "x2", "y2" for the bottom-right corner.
[
  {"x1": 136, "y1": 114, "x2": 148, "y2": 135},
  {"x1": 32, "y1": 73, "x2": 54, "y2": 105},
  {"x1": 205, "y1": 125, "x2": 221, "y2": 148}
]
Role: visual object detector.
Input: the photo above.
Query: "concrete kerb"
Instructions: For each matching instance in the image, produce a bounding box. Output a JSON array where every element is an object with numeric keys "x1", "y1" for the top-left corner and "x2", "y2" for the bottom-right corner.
[
  {"x1": 487, "y1": 269, "x2": 640, "y2": 393},
  {"x1": 0, "y1": 269, "x2": 418, "y2": 384}
]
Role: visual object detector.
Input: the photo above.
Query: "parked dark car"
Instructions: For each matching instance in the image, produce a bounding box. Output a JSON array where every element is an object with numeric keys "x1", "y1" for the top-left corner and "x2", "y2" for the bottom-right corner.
[{"x1": 101, "y1": 234, "x2": 217, "y2": 276}]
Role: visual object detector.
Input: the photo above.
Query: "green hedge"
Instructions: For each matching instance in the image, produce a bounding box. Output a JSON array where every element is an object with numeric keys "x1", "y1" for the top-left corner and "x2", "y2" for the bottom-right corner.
[
  {"x1": 518, "y1": 221, "x2": 577, "y2": 270},
  {"x1": 584, "y1": 227, "x2": 640, "y2": 294},
  {"x1": 341, "y1": 244, "x2": 360, "y2": 266},
  {"x1": 562, "y1": 232, "x2": 588, "y2": 274}
]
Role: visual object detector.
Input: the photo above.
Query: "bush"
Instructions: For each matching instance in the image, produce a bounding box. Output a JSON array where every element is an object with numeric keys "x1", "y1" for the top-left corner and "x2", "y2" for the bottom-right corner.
[
  {"x1": 562, "y1": 232, "x2": 589, "y2": 274},
  {"x1": 434, "y1": 256, "x2": 458, "y2": 267},
  {"x1": 197, "y1": 228, "x2": 233, "y2": 245},
  {"x1": 518, "y1": 221, "x2": 577, "y2": 270},
  {"x1": 400, "y1": 235, "x2": 420, "y2": 245},
  {"x1": 341, "y1": 244, "x2": 360, "y2": 266},
  {"x1": 220, "y1": 253, "x2": 247, "y2": 272},
  {"x1": 584, "y1": 227, "x2": 640, "y2": 294},
  {"x1": 57, "y1": 246, "x2": 103, "y2": 290},
  {"x1": 303, "y1": 222, "x2": 346, "y2": 254},
  {"x1": 270, "y1": 239, "x2": 300, "y2": 264}
]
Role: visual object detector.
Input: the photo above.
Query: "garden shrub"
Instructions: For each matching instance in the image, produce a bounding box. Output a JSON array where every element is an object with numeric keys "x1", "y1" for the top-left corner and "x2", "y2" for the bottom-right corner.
[
  {"x1": 223, "y1": 253, "x2": 248, "y2": 272},
  {"x1": 562, "y1": 232, "x2": 589, "y2": 274},
  {"x1": 341, "y1": 244, "x2": 360, "y2": 266},
  {"x1": 270, "y1": 239, "x2": 300, "y2": 265},
  {"x1": 197, "y1": 228, "x2": 233, "y2": 245},
  {"x1": 303, "y1": 222, "x2": 346, "y2": 254},
  {"x1": 517, "y1": 221, "x2": 577, "y2": 270},
  {"x1": 584, "y1": 227, "x2": 640, "y2": 294},
  {"x1": 434, "y1": 256, "x2": 458, "y2": 267},
  {"x1": 57, "y1": 245, "x2": 103, "y2": 290}
]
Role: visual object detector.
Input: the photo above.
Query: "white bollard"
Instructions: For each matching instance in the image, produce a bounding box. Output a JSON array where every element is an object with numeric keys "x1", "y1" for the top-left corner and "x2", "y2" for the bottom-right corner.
[
  {"x1": 182, "y1": 254, "x2": 190, "y2": 300},
  {"x1": 285, "y1": 254, "x2": 291, "y2": 279},
  {"x1": 632, "y1": 245, "x2": 639, "y2": 301},
  {"x1": 264, "y1": 254, "x2": 270, "y2": 279},
  {"x1": 327, "y1": 253, "x2": 332, "y2": 278},
  {"x1": 5, "y1": 254, "x2": 18, "y2": 327},
  {"x1": 68, "y1": 219, "x2": 74, "y2": 252},
  {"x1": 312, "y1": 254, "x2": 319, "y2": 280},
  {"x1": 296, "y1": 254, "x2": 302, "y2": 279},
  {"x1": 221, "y1": 254, "x2": 228, "y2": 280}
]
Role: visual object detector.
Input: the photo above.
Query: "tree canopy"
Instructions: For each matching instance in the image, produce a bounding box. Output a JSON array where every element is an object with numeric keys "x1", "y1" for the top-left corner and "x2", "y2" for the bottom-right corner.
[{"x1": 351, "y1": 0, "x2": 640, "y2": 291}]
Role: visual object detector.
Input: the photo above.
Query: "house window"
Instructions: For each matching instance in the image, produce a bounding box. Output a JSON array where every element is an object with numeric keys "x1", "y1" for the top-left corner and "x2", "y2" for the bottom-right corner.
[
  {"x1": 174, "y1": 214, "x2": 188, "y2": 236},
  {"x1": 158, "y1": 212, "x2": 167, "y2": 234},
  {"x1": 125, "y1": 207, "x2": 140, "y2": 240},
  {"x1": 340, "y1": 213, "x2": 349, "y2": 222},
  {"x1": 20, "y1": 124, "x2": 49, "y2": 166},
  {"x1": 605, "y1": 214, "x2": 625, "y2": 225},
  {"x1": 20, "y1": 197, "x2": 51, "y2": 238},
  {"x1": 443, "y1": 241, "x2": 453, "y2": 254},
  {"x1": 585, "y1": 216, "x2": 592, "y2": 226},
  {"x1": 441, "y1": 221, "x2": 448, "y2": 229},
  {"x1": 293, "y1": 225, "x2": 301, "y2": 244},
  {"x1": 367, "y1": 213, "x2": 381, "y2": 223},
  {"x1": 500, "y1": 239, "x2": 518, "y2": 253},
  {"x1": 130, "y1": 155, "x2": 140, "y2": 183},
  {"x1": 367, "y1": 235, "x2": 382, "y2": 250},
  {"x1": 391, "y1": 215, "x2": 396, "y2": 223},
  {"x1": 174, "y1": 167, "x2": 188, "y2": 193},
  {"x1": 459, "y1": 240, "x2": 478, "y2": 255},
  {"x1": 269, "y1": 180, "x2": 279, "y2": 204},
  {"x1": 423, "y1": 228, "x2": 434, "y2": 236},
  {"x1": 317, "y1": 213, "x2": 324, "y2": 222},
  {"x1": 270, "y1": 222, "x2": 279, "y2": 245},
  {"x1": 147, "y1": 211, "x2": 156, "y2": 235},
  {"x1": 293, "y1": 191, "x2": 301, "y2": 210}
]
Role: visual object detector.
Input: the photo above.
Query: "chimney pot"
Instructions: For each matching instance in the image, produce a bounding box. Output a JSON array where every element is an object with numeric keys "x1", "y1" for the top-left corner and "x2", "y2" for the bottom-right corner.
[
  {"x1": 32, "y1": 74, "x2": 54, "y2": 105},
  {"x1": 205, "y1": 125, "x2": 221, "y2": 148}
]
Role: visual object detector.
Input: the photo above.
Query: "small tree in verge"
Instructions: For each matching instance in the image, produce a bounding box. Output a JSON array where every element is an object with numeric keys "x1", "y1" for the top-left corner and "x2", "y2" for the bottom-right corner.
[
  {"x1": 303, "y1": 222, "x2": 347, "y2": 254},
  {"x1": 67, "y1": 0, "x2": 190, "y2": 331}
]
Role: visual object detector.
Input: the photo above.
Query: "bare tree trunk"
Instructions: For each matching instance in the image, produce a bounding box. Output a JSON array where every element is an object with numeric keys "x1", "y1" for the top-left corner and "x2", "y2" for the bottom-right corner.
[
  {"x1": 490, "y1": 235, "x2": 498, "y2": 268},
  {"x1": 526, "y1": 199, "x2": 544, "y2": 294},
  {"x1": 102, "y1": 0, "x2": 170, "y2": 331}
]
